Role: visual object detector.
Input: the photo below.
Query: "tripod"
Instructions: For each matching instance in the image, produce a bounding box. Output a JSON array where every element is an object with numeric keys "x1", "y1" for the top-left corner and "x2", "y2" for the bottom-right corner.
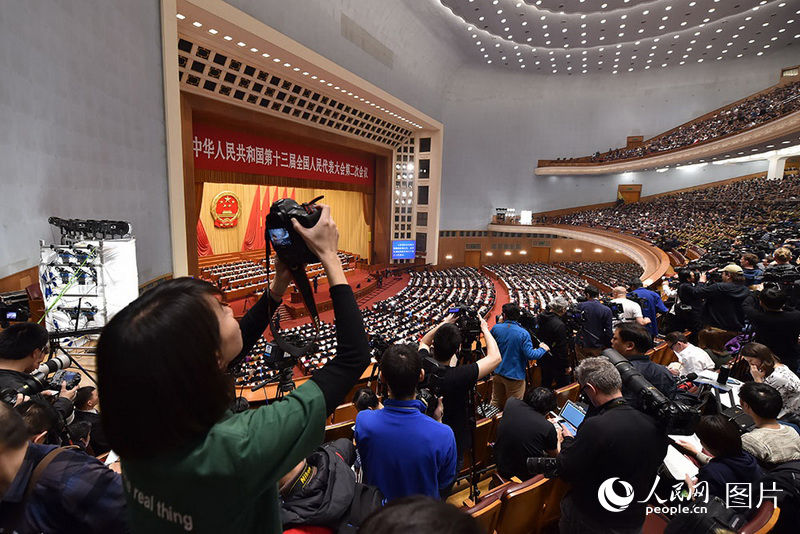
[
  {"x1": 458, "y1": 339, "x2": 485, "y2": 503},
  {"x1": 250, "y1": 364, "x2": 297, "y2": 402}
]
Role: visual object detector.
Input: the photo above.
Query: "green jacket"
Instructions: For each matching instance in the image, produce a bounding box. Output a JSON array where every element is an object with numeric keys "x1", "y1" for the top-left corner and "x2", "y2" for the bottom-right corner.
[{"x1": 121, "y1": 381, "x2": 326, "y2": 533}]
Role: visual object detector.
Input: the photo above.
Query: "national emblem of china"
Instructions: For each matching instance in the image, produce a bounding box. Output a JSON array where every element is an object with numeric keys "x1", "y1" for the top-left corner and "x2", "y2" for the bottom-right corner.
[{"x1": 211, "y1": 191, "x2": 241, "y2": 228}]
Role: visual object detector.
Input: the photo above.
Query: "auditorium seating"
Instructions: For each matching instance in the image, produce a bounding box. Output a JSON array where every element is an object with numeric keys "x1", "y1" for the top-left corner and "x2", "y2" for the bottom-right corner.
[
  {"x1": 546, "y1": 81, "x2": 800, "y2": 164},
  {"x1": 199, "y1": 251, "x2": 359, "y2": 299},
  {"x1": 232, "y1": 267, "x2": 495, "y2": 382},
  {"x1": 554, "y1": 172, "x2": 800, "y2": 252},
  {"x1": 484, "y1": 263, "x2": 589, "y2": 311},
  {"x1": 556, "y1": 261, "x2": 643, "y2": 288}
]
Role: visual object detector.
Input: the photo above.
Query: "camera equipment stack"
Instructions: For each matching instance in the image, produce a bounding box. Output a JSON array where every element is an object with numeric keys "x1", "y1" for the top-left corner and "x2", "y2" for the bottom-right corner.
[{"x1": 40, "y1": 217, "x2": 138, "y2": 337}]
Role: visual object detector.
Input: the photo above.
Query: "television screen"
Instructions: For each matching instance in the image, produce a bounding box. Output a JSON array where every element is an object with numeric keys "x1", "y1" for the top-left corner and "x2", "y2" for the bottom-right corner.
[{"x1": 391, "y1": 240, "x2": 416, "y2": 260}]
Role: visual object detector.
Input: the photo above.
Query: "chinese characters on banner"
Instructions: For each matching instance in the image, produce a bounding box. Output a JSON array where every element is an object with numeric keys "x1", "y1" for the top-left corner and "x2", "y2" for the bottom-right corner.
[{"x1": 192, "y1": 123, "x2": 374, "y2": 186}]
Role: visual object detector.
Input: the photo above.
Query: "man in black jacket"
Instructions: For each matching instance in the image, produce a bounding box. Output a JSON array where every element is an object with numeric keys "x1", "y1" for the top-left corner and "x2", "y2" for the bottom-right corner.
[
  {"x1": 537, "y1": 296, "x2": 573, "y2": 388},
  {"x1": 279, "y1": 438, "x2": 384, "y2": 534},
  {"x1": 742, "y1": 287, "x2": 800, "y2": 372},
  {"x1": 576, "y1": 285, "x2": 613, "y2": 359},
  {"x1": 554, "y1": 357, "x2": 668, "y2": 534},
  {"x1": 611, "y1": 323, "x2": 676, "y2": 410},
  {"x1": 685, "y1": 264, "x2": 750, "y2": 333},
  {"x1": 0, "y1": 323, "x2": 75, "y2": 425}
]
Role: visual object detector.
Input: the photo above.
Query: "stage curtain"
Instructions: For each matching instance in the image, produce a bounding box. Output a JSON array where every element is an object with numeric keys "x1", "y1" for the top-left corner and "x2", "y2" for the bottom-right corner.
[
  {"x1": 255, "y1": 186, "x2": 269, "y2": 250},
  {"x1": 241, "y1": 186, "x2": 261, "y2": 251},
  {"x1": 197, "y1": 219, "x2": 214, "y2": 257}
]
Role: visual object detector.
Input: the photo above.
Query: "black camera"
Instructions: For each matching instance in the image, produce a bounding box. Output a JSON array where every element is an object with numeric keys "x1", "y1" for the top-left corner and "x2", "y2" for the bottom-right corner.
[
  {"x1": 417, "y1": 354, "x2": 447, "y2": 417},
  {"x1": 449, "y1": 303, "x2": 481, "y2": 341},
  {"x1": 562, "y1": 306, "x2": 586, "y2": 332},
  {"x1": 526, "y1": 456, "x2": 560, "y2": 478},
  {"x1": 600, "y1": 299, "x2": 624, "y2": 319},
  {"x1": 265, "y1": 196, "x2": 324, "y2": 269},
  {"x1": 0, "y1": 354, "x2": 79, "y2": 405},
  {"x1": 0, "y1": 301, "x2": 29, "y2": 328},
  {"x1": 603, "y1": 348, "x2": 699, "y2": 435},
  {"x1": 368, "y1": 333, "x2": 390, "y2": 362},
  {"x1": 518, "y1": 307, "x2": 542, "y2": 345}
]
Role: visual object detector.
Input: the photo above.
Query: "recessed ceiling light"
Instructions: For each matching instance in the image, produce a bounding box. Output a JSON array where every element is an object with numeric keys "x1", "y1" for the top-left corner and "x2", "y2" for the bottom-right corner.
[
  {"x1": 208, "y1": 29, "x2": 218, "y2": 35},
  {"x1": 273, "y1": 58, "x2": 281, "y2": 62},
  {"x1": 236, "y1": 41, "x2": 246, "y2": 47},
  {"x1": 192, "y1": 21, "x2": 202, "y2": 27},
  {"x1": 223, "y1": 35, "x2": 232, "y2": 41},
  {"x1": 250, "y1": 47, "x2": 258, "y2": 52},
  {"x1": 176, "y1": 13, "x2": 185, "y2": 19}
]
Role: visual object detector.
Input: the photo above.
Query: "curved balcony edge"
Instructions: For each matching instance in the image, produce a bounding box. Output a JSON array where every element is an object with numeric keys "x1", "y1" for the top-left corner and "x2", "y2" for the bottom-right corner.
[
  {"x1": 535, "y1": 109, "x2": 800, "y2": 176},
  {"x1": 487, "y1": 223, "x2": 672, "y2": 285}
]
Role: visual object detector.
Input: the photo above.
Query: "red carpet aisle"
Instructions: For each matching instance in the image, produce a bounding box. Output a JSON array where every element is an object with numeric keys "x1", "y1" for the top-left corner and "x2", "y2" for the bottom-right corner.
[{"x1": 488, "y1": 277, "x2": 510, "y2": 328}]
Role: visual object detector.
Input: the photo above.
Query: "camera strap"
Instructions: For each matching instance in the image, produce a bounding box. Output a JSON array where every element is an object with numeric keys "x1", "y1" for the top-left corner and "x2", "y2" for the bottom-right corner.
[{"x1": 265, "y1": 253, "x2": 320, "y2": 358}]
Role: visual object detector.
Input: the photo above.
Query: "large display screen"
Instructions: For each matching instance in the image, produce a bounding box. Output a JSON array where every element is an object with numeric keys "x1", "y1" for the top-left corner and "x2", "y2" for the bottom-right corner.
[{"x1": 391, "y1": 240, "x2": 416, "y2": 260}]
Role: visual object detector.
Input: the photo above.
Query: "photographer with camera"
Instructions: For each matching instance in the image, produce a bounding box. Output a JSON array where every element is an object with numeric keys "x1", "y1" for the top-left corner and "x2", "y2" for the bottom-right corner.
[
  {"x1": 418, "y1": 311, "x2": 501, "y2": 467},
  {"x1": 612, "y1": 324, "x2": 677, "y2": 411},
  {"x1": 674, "y1": 269, "x2": 704, "y2": 340},
  {"x1": 684, "y1": 264, "x2": 750, "y2": 335},
  {"x1": 490, "y1": 303, "x2": 549, "y2": 409},
  {"x1": 742, "y1": 286, "x2": 800, "y2": 373},
  {"x1": 575, "y1": 285, "x2": 613, "y2": 360},
  {"x1": 354, "y1": 344, "x2": 457, "y2": 501},
  {"x1": 0, "y1": 402, "x2": 128, "y2": 533},
  {"x1": 532, "y1": 357, "x2": 668, "y2": 534},
  {"x1": 609, "y1": 286, "x2": 650, "y2": 329},
  {"x1": 536, "y1": 297, "x2": 573, "y2": 388},
  {"x1": 97, "y1": 204, "x2": 372, "y2": 533},
  {"x1": 627, "y1": 278, "x2": 668, "y2": 338},
  {"x1": 0, "y1": 323, "x2": 76, "y2": 424}
]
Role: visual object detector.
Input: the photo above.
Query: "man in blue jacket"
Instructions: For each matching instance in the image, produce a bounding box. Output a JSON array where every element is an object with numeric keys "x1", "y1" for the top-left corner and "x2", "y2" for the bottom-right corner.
[
  {"x1": 355, "y1": 344, "x2": 457, "y2": 501},
  {"x1": 628, "y1": 278, "x2": 669, "y2": 338},
  {"x1": 490, "y1": 303, "x2": 549, "y2": 409}
]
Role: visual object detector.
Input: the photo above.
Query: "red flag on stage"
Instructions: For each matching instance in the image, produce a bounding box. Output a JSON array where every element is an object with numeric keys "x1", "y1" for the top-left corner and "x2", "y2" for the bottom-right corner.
[
  {"x1": 241, "y1": 186, "x2": 261, "y2": 251},
  {"x1": 290, "y1": 188, "x2": 296, "y2": 200},
  {"x1": 255, "y1": 186, "x2": 270, "y2": 249},
  {"x1": 281, "y1": 187, "x2": 288, "y2": 199},
  {"x1": 272, "y1": 186, "x2": 280, "y2": 205},
  {"x1": 197, "y1": 219, "x2": 214, "y2": 257}
]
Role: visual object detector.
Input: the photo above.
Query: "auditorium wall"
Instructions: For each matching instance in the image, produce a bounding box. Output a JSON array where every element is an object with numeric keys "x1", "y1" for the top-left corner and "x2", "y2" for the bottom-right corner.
[
  {"x1": 1, "y1": 0, "x2": 459, "y2": 283},
  {"x1": 0, "y1": 0, "x2": 169, "y2": 282},
  {"x1": 440, "y1": 46, "x2": 799, "y2": 230}
]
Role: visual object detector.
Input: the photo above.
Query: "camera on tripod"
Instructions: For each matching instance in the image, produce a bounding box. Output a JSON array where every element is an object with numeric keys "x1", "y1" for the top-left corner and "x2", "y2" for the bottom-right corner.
[
  {"x1": 600, "y1": 298, "x2": 624, "y2": 320},
  {"x1": 368, "y1": 333, "x2": 390, "y2": 362},
  {"x1": 0, "y1": 353, "x2": 80, "y2": 405},
  {"x1": 561, "y1": 306, "x2": 586, "y2": 332},
  {"x1": 0, "y1": 299, "x2": 29, "y2": 328},
  {"x1": 448, "y1": 303, "x2": 481, "y2": 341},
  {"x1": 417, "y1": 354, "x2": 447, "y2": 417}
]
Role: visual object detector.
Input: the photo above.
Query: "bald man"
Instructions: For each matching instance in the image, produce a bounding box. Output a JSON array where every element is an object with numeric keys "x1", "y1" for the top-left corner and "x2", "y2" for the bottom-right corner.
[{"x1": 610, "y1": 286, "x2": 651, "y2": 329}]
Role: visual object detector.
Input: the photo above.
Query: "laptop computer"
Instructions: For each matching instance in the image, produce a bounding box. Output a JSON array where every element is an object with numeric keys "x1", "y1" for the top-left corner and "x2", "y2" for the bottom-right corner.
[{"x1": 557, "y1": 400, "x2": 586, "y2": 434}]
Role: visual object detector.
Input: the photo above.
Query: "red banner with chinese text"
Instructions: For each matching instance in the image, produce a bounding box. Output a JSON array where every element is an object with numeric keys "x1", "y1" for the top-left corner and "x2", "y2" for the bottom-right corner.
[{"x1": 193, "y1": 124, "x2": 374, "y2": 186}]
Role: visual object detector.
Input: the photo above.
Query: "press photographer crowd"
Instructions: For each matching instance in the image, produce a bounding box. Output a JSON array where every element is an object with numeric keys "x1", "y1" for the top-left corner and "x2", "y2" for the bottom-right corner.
[{"x1": 3, "y1": 197, "x2": 800, "y2": 534}]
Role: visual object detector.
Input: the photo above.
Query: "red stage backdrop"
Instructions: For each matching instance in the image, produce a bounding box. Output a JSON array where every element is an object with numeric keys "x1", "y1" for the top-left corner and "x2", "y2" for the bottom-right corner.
[{"x1": 193, "y1": 123, "x2": 374, "y2": 185}]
